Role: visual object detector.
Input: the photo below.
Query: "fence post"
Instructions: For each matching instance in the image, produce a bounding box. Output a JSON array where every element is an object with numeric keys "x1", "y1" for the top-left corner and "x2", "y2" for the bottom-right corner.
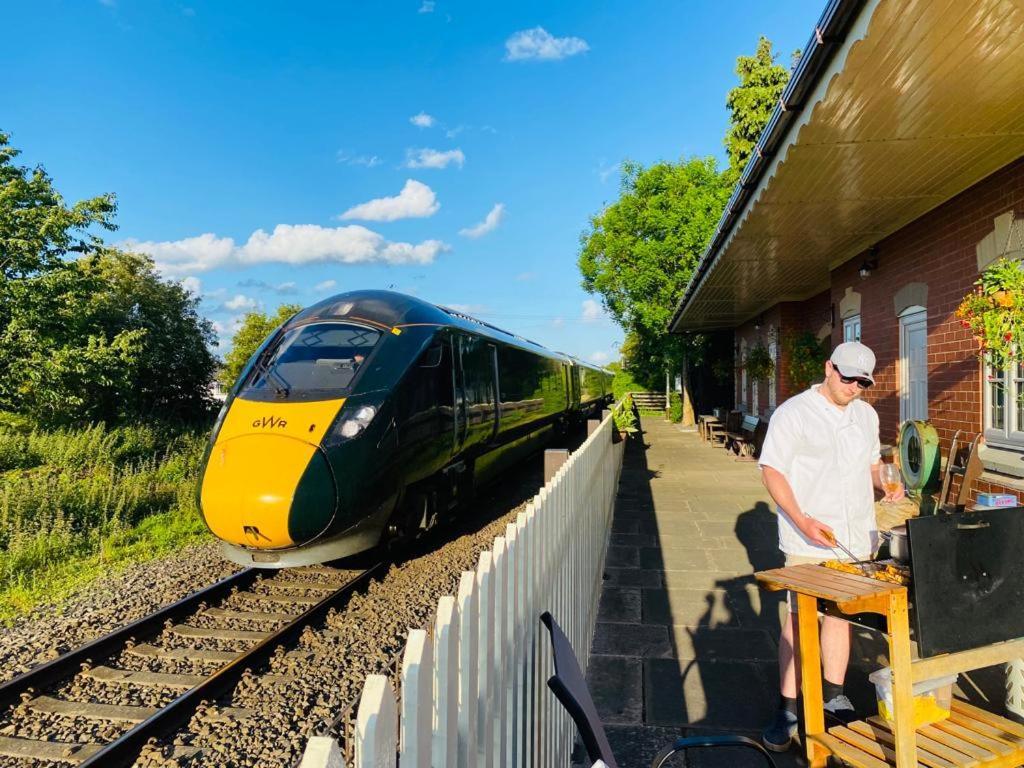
[
  {"x1": 433, "y1": 595, "x2": 459, "y2": 768},
  {"x1": 491, "y1": 536, "x2": 507, "y2": 768},
  {"x1": 476, "y1": 552, "x2": 494, "y2": 768},
  {"x1": 504, "y1": 521, "x2": 519, "y2": 768},
  {"x1": 457, "y1": 571, "x2": 479, "y2": 768},
  {"x1": 355, "y1": 675, "x2": 397, "y2": 768},
  {"x1": 399, "y1": 629, "x2": 432, "y2": 768}
]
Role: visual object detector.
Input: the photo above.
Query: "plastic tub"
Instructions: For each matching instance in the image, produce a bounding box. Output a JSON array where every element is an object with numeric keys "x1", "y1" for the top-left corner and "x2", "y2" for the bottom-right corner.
[{"x1": 868, "y1": 667, "x2": 957, "y2": 728}]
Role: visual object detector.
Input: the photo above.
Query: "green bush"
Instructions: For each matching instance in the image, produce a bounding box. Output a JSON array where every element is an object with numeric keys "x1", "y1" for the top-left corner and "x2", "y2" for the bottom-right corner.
[
  {"x1": 668, "y1": 392, "x2": 683, "y2": 423},
  {"x1": 0, "y1": 420, "x2": 211, "y2": 621}
]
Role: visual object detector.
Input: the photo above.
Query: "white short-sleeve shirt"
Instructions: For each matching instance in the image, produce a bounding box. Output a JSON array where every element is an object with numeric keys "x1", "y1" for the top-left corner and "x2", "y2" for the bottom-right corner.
[{"x1": 758, "y1": 384, "x2": 881, "y2": 558}]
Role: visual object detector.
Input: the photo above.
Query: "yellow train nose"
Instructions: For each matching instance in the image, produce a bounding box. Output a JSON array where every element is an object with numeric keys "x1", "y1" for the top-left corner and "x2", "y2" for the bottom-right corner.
[{"x1": 200, "y1": 433, "x2": 337, "y2": 548}]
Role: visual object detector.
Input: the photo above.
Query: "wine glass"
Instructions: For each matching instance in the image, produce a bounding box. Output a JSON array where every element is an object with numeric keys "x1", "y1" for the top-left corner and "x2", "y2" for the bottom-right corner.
[{"x1": 880, "y1": 463, "x2": 902, "y2": 503}]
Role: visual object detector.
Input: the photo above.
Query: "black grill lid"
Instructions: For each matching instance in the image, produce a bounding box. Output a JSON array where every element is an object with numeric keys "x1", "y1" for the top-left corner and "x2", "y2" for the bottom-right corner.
[{"x1": 909, "y1": 506, "x2": 1024, "y2": 657}]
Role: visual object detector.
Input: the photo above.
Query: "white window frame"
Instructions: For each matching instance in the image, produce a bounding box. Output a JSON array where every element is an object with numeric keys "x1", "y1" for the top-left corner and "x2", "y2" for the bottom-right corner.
[
  {"x1": 984, "y1": 359, "x2": 1024, "y2": 450},
  {"x1": 843, "y1": 314, "x2": 861, "y2": 342}
]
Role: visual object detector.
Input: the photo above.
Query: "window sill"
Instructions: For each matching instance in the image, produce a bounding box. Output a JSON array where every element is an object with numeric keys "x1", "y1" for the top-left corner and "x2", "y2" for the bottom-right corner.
[{"x1": 979, "y1": 442, "x2": 1024, "y2": 483}]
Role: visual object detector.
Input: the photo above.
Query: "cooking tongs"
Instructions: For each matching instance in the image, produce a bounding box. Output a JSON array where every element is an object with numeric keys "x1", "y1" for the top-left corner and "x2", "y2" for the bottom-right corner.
[{"x1": 822, "y1": 529, "x2": 859, "y2": 562}]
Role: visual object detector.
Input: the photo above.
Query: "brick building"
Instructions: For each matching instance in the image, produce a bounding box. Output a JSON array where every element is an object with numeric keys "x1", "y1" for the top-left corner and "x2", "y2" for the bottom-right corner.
[{"x1": 670, "y1": 0, "x2": 1024, "y2": 499}]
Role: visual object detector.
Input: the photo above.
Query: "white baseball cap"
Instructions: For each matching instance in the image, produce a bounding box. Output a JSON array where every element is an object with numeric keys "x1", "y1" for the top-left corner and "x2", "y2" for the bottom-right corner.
[{"x1": 830, "y1": 341, "x2": 876, "y2": 384}]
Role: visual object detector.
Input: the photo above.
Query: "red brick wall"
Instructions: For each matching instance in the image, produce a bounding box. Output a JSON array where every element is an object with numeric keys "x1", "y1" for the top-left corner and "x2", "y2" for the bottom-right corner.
[
  {"x1": 827, "y1": 157, "x2": 1024, "y2": 499},
  {"x1": 831, "y1": 159, "x2": 1024, "y2": 443}
]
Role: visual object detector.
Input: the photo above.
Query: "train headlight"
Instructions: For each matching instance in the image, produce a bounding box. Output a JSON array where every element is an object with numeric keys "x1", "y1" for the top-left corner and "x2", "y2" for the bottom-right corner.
[{"x1": 326, "y1": 402, "x2": 380, "y2": 444}]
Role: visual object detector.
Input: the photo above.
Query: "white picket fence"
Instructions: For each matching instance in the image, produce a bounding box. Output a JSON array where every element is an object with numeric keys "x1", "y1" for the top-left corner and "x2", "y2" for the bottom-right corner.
[{"x1": 301, "y1": 405, "x2": 625, "y2": 768}]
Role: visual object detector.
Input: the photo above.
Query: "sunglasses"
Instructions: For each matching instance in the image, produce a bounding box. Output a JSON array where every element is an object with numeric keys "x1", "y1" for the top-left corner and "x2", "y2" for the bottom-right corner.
[{"x1": 837, "y1": 372, "x2": 873, "y2": 390}]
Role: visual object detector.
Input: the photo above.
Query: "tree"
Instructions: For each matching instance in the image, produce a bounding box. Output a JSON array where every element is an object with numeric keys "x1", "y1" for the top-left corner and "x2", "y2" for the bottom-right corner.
[
  {"x1": 219, "y1": 304, "x2": 302, "y2": 390},
  {"x1": 0, "y1": 132, "x2": 218, "y2": 425},
  {"x1": 0, "y1": 132, "x2": 116, "y2": 280},
  {"x1": 0, "y1": 249, "x2": 218, "y2": 424},
  {"x1": 578, "y1": 158, "x2": 731, "y2": 385},
  {"x1": 723, "y1": 36, "x2": 796, "y2": 181}
]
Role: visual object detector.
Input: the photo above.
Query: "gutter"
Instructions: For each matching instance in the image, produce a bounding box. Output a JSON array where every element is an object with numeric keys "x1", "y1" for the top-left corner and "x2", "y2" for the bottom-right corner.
[{"x1": 668, "y1": 0, "x2": 867, "y2": 333}]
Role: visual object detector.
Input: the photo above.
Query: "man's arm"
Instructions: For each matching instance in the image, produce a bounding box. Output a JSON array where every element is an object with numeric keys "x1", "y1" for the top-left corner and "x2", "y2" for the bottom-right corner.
[{"x1": 761, "y1": 464, "x2": 835, "y2": 548}]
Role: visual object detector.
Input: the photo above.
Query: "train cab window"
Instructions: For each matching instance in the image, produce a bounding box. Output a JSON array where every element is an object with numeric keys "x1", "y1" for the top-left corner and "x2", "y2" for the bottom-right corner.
[
  {"x1": 240, "y1": 322, "x2": 381, "y2": 401},
  {"x1": 418, "y1": 340, "x2": 444, "y2": 368}
]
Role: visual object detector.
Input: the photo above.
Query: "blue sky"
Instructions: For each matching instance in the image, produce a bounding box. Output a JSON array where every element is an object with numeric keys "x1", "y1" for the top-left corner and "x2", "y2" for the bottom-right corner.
[{"x1": 5, "y1": 0, "x2": 818, "y2": 364}]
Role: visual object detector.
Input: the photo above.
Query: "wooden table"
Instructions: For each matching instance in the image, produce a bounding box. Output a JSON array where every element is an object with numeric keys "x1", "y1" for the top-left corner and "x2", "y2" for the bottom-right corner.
[
  {"x1": 756, "y1": 563, "x2": 1024, "y2": 767},
  {"x1": 697, "y1": 414, "x2": 722, "y2": 444}
]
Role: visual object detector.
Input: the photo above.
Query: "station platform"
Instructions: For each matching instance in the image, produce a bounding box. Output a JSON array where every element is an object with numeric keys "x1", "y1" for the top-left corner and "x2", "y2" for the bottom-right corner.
[{"x1": 586, "y1": 418, "x2": 800, "y2": 767}]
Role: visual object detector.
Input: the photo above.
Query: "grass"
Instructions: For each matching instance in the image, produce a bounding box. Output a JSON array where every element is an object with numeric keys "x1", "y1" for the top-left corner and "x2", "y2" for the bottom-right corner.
[{"x1": 0, "y1": 418, "x2": 213, "y2": 624}]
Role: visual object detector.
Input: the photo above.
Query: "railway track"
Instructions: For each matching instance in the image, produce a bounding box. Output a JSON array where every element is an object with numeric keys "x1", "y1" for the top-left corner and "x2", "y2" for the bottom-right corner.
[{"x1": 0, "y1": 563, "x2": 380, "y2": 767}]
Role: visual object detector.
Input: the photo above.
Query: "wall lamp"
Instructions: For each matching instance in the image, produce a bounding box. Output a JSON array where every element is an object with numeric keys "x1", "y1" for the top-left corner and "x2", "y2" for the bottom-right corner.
[{"x1": 859, "y1": 246, "x2": 880, "y2": 279}]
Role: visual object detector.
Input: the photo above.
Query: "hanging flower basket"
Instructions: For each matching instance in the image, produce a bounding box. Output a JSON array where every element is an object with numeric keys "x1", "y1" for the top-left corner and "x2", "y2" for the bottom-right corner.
[
  {"x1": 744, "y1": 342, "x2": 774, "y2": 382},
  {"x1": 955, "y1": 257, "x2": 1024, "y2": 370}
]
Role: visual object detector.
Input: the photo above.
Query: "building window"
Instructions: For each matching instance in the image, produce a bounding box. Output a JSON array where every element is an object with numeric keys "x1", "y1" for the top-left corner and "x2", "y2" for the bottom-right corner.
[
  {"x1": 985, "y1": 360, "x2": 1024, "y2": 449},
  {"x1": 843, "y1": 314, "x2": 861, "y2": 342},
  {"x1": 768, "y1": 339, "x2": 777, "y2": 409}
]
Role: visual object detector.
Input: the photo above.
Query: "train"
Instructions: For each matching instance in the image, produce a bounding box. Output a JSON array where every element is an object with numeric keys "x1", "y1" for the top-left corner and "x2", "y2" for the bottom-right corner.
[{"x1": 198, "y1": 290, "x2": 613, "y2": 567}]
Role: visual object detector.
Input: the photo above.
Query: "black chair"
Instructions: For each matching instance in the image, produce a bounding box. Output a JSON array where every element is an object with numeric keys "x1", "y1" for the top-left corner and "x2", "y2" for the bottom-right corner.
[{"x1": 540, "y1": 612, "x2": 777, "y2": 768}]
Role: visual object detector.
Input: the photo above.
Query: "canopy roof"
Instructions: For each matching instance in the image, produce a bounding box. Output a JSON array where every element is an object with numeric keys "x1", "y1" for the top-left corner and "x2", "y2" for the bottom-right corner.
[{"x1": 670, "y1": 0, "x2": 1024, "y2": 332}]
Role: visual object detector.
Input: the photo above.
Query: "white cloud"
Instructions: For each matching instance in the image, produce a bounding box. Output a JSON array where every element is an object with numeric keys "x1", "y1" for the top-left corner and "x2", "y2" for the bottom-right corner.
[
  {"x1": 225, "y1": 294, "x2": 258, "y2": 312},
  {"x1": 418, "y1": 0, "x2": 435, "y2": 12},
  {"x1": 459, "y1": 203, "x2": 505, "y2": 238},
  {"x1": 515, "y1": 272, "x2": 536, "y2": 281},
  {"x1": 124, "y1": 224, "x2": 449, "y2": 277},
  {"x1": 337, "y1": 150, "x2": 382, "y2": 167},
  {"x1": 551, "y1": 316, "x2": 565, "y2": 328},
  {"x1": 339, "y1": 179, "x2": 440, "y2": 222},
  {"x1": 315, "y1": 279, "x2": 337, "y2": 292},
  {"x1": 581, "y1": 298, "x2": 603, "y2": 323},
  {"x1": 504, "y1": 27, "x2": 589, "y2": 62},
  {"x1": 404, "y1": 147, "x2": 465, "y2": 169},
  {"x1": 410, "y1": 111, "x2": 435, "y2": 128},
  {"x1": 180, "y1": 276, "x2": 202, "y2": 295},
  {"x1": 589, "y1": 350, "x2": 610, "y2": 364},
  {"x1": 237, "y1": 278, "x2": 298, "y2": 295},
  {"x1": 444, "y1": 303, "x2": 488, "y2": 315}
]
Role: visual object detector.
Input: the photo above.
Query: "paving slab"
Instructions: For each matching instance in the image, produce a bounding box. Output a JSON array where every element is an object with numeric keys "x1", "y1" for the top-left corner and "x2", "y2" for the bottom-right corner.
[{"x1": 586, "y1": 418, "x2": 809, "y2": 766}]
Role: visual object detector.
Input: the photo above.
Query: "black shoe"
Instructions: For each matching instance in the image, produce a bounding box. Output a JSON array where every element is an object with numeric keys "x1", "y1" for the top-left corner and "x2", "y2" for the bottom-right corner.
[
  {"x1": 762, "y1": 708, "x2": 799, "y2": 752},
  {"x1": 824, "y1": 693, "x2": 858, "y2": 725}
]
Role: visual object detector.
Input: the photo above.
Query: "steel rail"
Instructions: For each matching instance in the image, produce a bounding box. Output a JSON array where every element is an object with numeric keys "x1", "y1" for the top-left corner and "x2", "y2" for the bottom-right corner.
[
  {"x1": 0, "y1": 568, "x2": 259, "y2": 712},
  {"x1": 78, "y1": 562, "x2": 384, "y2": 768}
]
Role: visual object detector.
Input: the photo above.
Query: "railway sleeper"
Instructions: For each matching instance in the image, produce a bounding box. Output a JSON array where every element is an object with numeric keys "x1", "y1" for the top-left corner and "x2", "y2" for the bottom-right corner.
[
  {"x1": 202, "y1": 606, "x2": 295, "y2": 624},
  {"x1": 126, "y1": 644, "x2": 238, "y2": 664},
  {"x1": 169, "y1": 624, "x2": 271, "y2": 643},
  {"x1": 80, "y1": 665, "x2": 206, "y2": 690},
  {"x1": 0, "y1": 735, "x2": 104, "y2": 765},
  {"x1": 25, "y1": 695, "x2": 160, "y2": 723},
  {"x1": 231, "y1": 591, "x2": 320, "y2": 608}
]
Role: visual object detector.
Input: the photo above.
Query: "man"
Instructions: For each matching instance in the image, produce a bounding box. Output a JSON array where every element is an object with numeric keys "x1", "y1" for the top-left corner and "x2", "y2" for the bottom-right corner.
[{"x1": 758, "y1": 341, "x2": 904, "y2": 752}]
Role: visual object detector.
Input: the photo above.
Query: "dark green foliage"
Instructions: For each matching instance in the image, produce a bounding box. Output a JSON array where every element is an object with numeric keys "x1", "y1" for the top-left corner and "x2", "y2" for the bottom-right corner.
[
  {"x1": 0, "y1": 250, "x2": 217, "y2": 424},
  {"x1": 744, "y1": 342, "x2": 774, "y2": 382},
  {"x1": 724, "y1": 37, "x2": 796, "y2": 181},
  {"x1": 0, "y1": 132, "x2": 216, "y2": 425},
  {"x1": 668, "y1": 392, "x2": 683, "y2": 423},
  {"x1": 784, "y1": 331, "x2": 829, "y2": 391},
  {"x1": 578, "y1": 159, "x2": 731, "y2": 383},
  {"x1": 0, "y1": 132, "x2": 117, "y2": 280}
]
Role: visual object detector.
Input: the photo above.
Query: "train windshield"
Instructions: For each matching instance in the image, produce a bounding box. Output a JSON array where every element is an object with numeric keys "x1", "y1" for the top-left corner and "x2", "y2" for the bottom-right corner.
[{"x1": 240, "y1": 322, "x2": 382, "y2": 401}]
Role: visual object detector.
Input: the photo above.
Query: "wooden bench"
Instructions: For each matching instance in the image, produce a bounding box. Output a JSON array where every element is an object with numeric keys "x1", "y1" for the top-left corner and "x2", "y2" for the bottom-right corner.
[
  {"x1": 708, "y1": 410, "x2": 741, "y2": 447},
  {"x1": 726, "y1": 414, "x2": 766, "y2": 460}
]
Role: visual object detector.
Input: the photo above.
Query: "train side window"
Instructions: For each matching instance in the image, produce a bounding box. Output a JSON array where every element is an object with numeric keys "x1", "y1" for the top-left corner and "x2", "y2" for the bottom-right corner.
[{"x1": 419, "y1": 340, "x2": 443, "y2": 368}]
